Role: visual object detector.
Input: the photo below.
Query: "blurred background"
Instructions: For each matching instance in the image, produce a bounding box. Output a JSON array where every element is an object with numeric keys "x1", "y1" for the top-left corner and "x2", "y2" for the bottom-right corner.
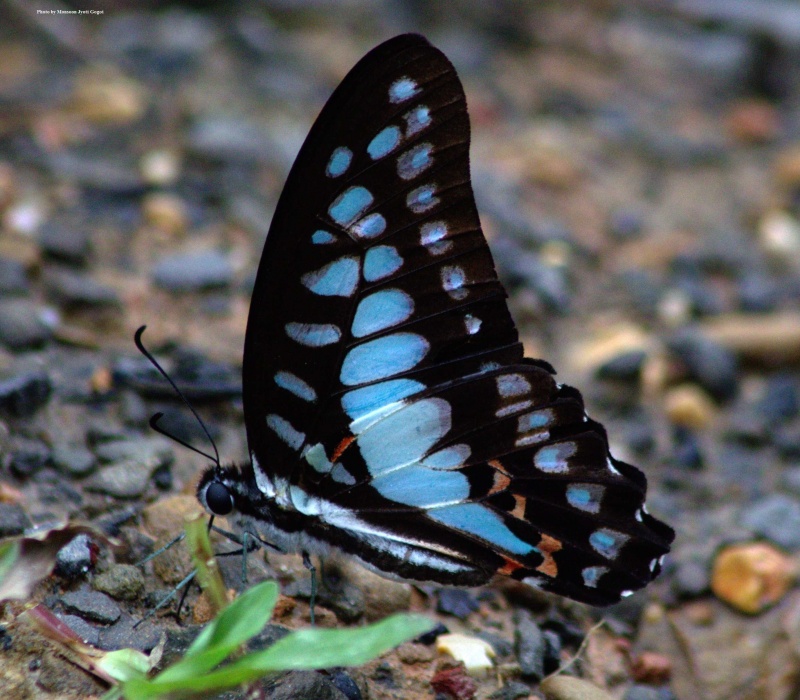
[{"x1": 2, "y1": 2, "x2": 800, "y2": 699}]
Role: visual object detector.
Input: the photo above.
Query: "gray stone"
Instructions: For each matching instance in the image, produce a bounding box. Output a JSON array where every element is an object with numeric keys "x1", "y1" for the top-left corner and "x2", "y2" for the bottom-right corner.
[
  {"x1": 60, "y1": 590, "x2": 121, "y2": 624},
  {"x1": 0, "y1": 299, "x2": 56, "y2": 350},
  {"x1": 515, "y1": 609, "x2": 546, "y2": 680},
  {"x1": 741, "y1": 494, "x2": 800, "y2": 550}
]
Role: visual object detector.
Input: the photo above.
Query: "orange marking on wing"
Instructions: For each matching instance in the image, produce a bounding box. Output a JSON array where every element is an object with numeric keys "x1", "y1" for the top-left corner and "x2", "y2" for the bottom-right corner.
[
  {"x1": 497, "y1": 556, "x2": 524, "y2": 576},
  {"x1": 489, "y1": 472, "x2": 511, "y2": 495},
  {"x1": 511, "y1": 494, "x2": 526, "y2": 519},
  {"x1": 332, "y1": 435, "x2": 356, "y2": 463},
  {"x1": 488, "y1": 459, "x2": 511, "y2": 495},
  {"x1": 535, "y1": 533, "x2": 562, "y2": 578}
]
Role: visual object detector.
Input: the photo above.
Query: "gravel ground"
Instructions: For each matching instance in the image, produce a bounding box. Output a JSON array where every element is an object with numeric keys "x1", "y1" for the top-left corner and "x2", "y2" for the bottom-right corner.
[{"x1": 2, "y1": 2, "x2": 800, "y2": 699}]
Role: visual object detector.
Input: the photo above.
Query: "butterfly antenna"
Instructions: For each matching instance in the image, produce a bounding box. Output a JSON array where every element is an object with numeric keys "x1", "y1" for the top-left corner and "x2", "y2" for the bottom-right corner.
[{"x1": 134, "y1": 325, "x2": 221, "y2": 467}]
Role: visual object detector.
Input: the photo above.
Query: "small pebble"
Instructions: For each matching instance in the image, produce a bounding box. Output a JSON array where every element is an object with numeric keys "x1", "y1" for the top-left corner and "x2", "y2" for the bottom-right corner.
[
  {"x1": 741, "y1": 494, "x2": 800, "y2": 550},
  {"x1": 60, "y1": 590, "x2": 121, "y2": 624},
  {"x1": 668, "y1": 329, "x2": 739, "y2": 401},
  {"x1": 51, "y1": 444, "x2": 96, "y2": 477},
  {"x1": 151, "y1": 250, "x2": 233, "y2": 292},
  {"x1": 0, "y1": 503, "x2": 32, "y2": 537},
  {"x1": 54, "y1": 613, "x2": 100, "y2": 647},
  {"x1": 515, "y1": 609, "x2": 546, "y2": 681},
  {"x1": 630, "y1": 651, "x2": 672, "y2": 684},
  {"x1": 711, "y1": 542, "x2": 795, "y2": 614},
  {"x1": 38, "y1": 220, "x2": 91, "y2": 265},
  {"x1": 97, "y1": 615, "x2": 161, "y2": 653},
  {"x1": 430, "y1": 665, "x2": 477, "y2": 700},
  {"x1": 663, "y1": 384, "x2": 716, "y2": 430},
  {"x1": 540, "y1": 675, "x2": 615, "y2": 700},
  {"x1": 0, "y1": 371, "x2": 52, "y2": 417},
  {"x1": 489, "y1": 680, "x2": 532, "y2": 699},
  {"x1": 93, "y1": 564, "x2": 145, "y2": 601},
  {"x1": 9, "y1": 438, "x2": 50, "y2": 478},
  {"x1": 44, "y1": 268, "x2": 120, "y2": 309},
  {"x1": 437, "y1": 588, "x2": 480, "y2": 619},
  {"x1": 55, "y1": 534, "x2": 98, "y2": 578},
  {"x1": 0, "y1": 299, "x2": 56, "y2": 350},
  {"x1": 0, "y1": 257, "x2": 29, "y2": 295},
  {"x1": 142, "y1": 192, "x2": 188, "y2": 234},
  {"x1": 83, "y1": 460, "x2": 154, "y2": 499}
]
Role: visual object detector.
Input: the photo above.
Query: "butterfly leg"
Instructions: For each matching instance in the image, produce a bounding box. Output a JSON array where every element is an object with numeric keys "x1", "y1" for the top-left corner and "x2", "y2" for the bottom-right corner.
[{"x1": 302, "y1": 551, "x2": 317, "y2": 626}]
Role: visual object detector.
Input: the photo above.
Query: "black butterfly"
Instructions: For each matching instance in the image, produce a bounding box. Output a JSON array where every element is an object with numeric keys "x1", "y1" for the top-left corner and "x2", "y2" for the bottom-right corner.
[{"x1": 195, "y1": 34, "x2": 673, "y2": 606}]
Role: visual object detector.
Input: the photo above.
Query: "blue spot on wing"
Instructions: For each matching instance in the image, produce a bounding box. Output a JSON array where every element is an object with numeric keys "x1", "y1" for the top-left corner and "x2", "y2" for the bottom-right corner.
[
  {"x1": 351, "y1": 289, "x2": 414, "y2": 338},
  {"x1": 372, "y1": 465, "x2": 469, "y2": 507},
  {"x1": 341, "y1": 379, "x2": 425, "y2": 421},
  {"x1": 363, "y1": 246, "x2": 403, "y2": 282},
  {"x1": 428, "y1": 503, "x2": 538, "y2": 557},
  {"x1": 340, "y1": 333, "x2": 429, "y2": 386},
  {"x1": 368, "y1": 126, "x2": 402, "y2": 160},
  {"x1": 301, "y1": 257, "x2": 360, "y2": 297},
  {"x1": 329, "y1": 186, "x2": 373, "y2": 227},
  {"x1": 355, "y1": 398, "x2": 450, "y2": 476}
]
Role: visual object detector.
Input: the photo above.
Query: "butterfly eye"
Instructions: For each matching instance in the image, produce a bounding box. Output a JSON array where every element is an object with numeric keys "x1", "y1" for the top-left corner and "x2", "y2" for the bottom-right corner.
[{"x1": 205, "y1": 481, "x2": 234, "y2": 515}]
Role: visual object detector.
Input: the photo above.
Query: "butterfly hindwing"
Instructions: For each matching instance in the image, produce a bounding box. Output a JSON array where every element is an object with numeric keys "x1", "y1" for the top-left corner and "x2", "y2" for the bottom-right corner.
[{"x1": 230, "y1": 33, "x2": 673, "y2": 606}]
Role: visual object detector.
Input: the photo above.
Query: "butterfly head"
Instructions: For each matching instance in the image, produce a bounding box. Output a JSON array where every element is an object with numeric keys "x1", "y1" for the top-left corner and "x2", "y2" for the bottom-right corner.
[{"x1": 197, "y1": 463, "x2": 262, "y2": 520}]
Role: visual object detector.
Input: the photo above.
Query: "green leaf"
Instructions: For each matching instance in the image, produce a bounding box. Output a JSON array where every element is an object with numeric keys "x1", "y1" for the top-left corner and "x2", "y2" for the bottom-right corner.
[
  {"x1": 152, "y1": 580, "x2": 278, "y2": 684},
  {"x1": 0, "y1": 540, "x2": 21, "y2": 588},
  {"x1": 97, "y1": 648, "x2": 152, "y2": 682},
  {"x1": 122, "y1": 613, "x2": 432, "y2": 697}
]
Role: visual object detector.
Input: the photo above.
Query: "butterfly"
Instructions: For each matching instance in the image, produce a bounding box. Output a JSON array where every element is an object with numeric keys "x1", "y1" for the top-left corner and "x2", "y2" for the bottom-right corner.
[{"x1": 195, "y1": 33, "x2": 673, "y2": 607}]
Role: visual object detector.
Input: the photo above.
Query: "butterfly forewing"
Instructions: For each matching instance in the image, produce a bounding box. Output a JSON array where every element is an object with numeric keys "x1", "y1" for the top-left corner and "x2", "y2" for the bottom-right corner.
[{"x1": 237, "y1": 33, "x2": 673, "y2": 606}]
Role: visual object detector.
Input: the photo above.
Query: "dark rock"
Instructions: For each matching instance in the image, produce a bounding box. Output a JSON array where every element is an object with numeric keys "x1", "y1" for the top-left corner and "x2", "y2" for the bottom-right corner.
[
  {"x1": 152, "y1": 463, "x2": 173, "y2": 490},
  {"x1": 0, "y1": 503, "x2": 32, "y2": 537},
  {"x1": 476, "y1": 631, "x2": 514, "y2": 657},
  {"x1": 738, "y1": 272, "x2": 780, "y2": 312},
  {"x1": 671, "y1": 426, "x2": 703, "y2": 470},
  {"x1": 542, "y1": 629, "x2": 562, "y2": 675},
  {"x1": 44, "y1": 268, "x2": 120, "y2": 309},
  {"x1": 759, "y1": 375, "x2": 799, "y2": 423},
  {"x1": 264, "y1": 671, "x2": 348, "y2": 700},
  {"x1": 9, "y1": 438, "x2": 50, "y2": 478},
  {"x1": 515, "y1": 609, "x2": 545, "y2": 681},
  {"x1": 415, "y1": 621, "x2": 448, "y2": 645},
  {"x1": 93, "y1": 564, "x2": 145, "y2": 601},
  {"x1": 0, "y1": 257, "x2": 29, "y2": 295},
  {"x1": 596, "y1": 350, "x2": 647, "y2": 382},
  {"x1": 668, "y1": 329, "x2": 739, "y2": 401},
  {"x1": 327, "y1": 670, "x2": 362, "y2": 700},
  {"x1": 51, "y1": 444, "x2": 96, "y2": 477},
  {"x1": 155, "y1": 626, "x2": 204, "y2": 671},
  {"x1": 741, "y1": 494, "x2": 800, "y2": 550},
  {"x1": 247, "y1": 623, "x2": 292, "y2": 652},
  {"x1": 489, "y1": 680, "x2": 532, "y2": 699},
  {"x1": 437, "y1": 588, "x2": 480, "y2": 619},
  {"x1": 0, "y1": 371, "x2": 52, "y2": 417},
  {"x1": 55, "y1": 613, "x2": 100, "y2": 646},
  {"x1": 55, "y1": 534, "x2": 98, "y2": 579},
  {"x1": 0, "y1": 299, "x2": 55, "y2": 350},
  {"x1": 38, "y1": 220, "x2": 90, "y2": 265},
  {"x1": 60, "y1": 590, "x2": 121, "y2": 624},
  {"x1": 98, "y1": 615, "x2": 161, "y2": 653}
]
